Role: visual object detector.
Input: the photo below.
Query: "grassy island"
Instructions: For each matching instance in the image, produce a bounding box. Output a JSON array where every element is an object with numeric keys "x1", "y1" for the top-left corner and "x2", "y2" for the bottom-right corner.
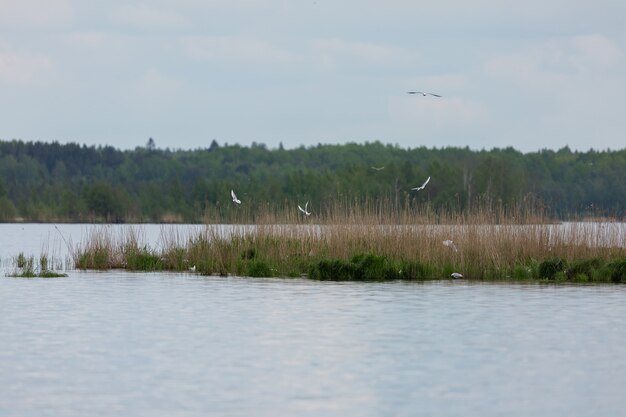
[{"x1": 71, "y1": 208, "x2": 626, "y2": 283}]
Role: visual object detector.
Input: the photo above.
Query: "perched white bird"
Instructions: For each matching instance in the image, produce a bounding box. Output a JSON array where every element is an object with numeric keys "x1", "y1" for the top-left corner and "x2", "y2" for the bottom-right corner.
[
  {"x1": 451, "y1": 272, "x2": 463, "y2": 279},
  {"x1": 443, "y1": 239, "x2": 458, "y2": 253},
  {"x1": 371, "y1": 166, "x2": 385, "y2": 171},
  {"x1": 407, "y1": 91, "x2": 442, "y2": 97},
  {"x1": 298, "y1": 201, "x2": 311, "y2": 216},
  {"x1": 231, "y1": 189, "x2": 241, "y2": 204},
  {"x1": 412, "y1": 176, "x2": 431, "y2": 191}
]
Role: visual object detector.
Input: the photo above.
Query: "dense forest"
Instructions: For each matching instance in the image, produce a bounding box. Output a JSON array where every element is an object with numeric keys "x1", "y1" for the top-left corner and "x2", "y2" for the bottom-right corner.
[{"x1": 0, "y1": 138, "x2": 624, "y2": 222}]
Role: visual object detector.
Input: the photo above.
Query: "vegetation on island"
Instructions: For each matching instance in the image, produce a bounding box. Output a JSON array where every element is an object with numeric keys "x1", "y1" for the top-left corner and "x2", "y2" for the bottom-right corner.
[
  {"x1": 0, "y1": 138, "x2": 625, "y2": 223},
  {"x1": 70, "y1": 213, "x2": 626, "y2": 282}
]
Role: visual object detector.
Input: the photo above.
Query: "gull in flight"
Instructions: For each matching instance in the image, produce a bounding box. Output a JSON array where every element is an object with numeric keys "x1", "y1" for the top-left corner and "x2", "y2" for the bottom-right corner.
[
  {"x1": 443, "y1": 239, "x2": 458, "y2": 253},
  {"x1": 412, "y1": 176, "x2": 431, "y2": 191},
  {"x1": 371, "y1": 166, "x2": 385, "y2": 171},
  {"x1": 298, "y1": 201, "x2": 311, "y2": 216},
  {"x1": 231, "y1": 189, "x2": 241, "y2": 204},
  {"x1": 407, "y1": 91, "x2": 442, "y2": 97},
  {"x1": 451, "y1": 272, "x2": 463, "y2": 279}
]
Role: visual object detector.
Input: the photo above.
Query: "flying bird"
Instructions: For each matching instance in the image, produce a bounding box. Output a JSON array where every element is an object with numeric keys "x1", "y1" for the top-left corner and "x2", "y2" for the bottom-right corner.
[
  {"x1": 451, "y1": 272, "x2": 463, "y2": 279},
  {"x1": 443, "y1": 239, "x2": 459, "y2": 253},
  {"x1": 407, "y1": 91, "x2": 442, "y2": 97},
  {"x1": 298, "y1": 201, "x2": 311, "y2": 216},
  {"x1": 231, "y1": 189, "x2": 241, "y2": 204},
  {"x1": 412, "y1": 176, "x2": 431, "y2": 191},
  {"x1": 371, "y1": 166, "x2": 385, "y2": 171}
]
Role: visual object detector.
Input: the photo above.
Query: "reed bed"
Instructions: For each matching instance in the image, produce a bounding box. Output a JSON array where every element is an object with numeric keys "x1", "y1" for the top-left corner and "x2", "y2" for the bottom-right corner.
[
  {"x1": 72, "y1": 209, "x2": 626, "y2": 282},
  {"x1": 200, "y1": 194, "x2": 551, "y2": 226}
]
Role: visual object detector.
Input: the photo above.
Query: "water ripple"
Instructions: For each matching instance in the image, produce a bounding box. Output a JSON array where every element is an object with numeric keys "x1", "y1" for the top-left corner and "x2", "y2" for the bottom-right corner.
[{"x1": 2, "y1": 274, "x2": 626, "y2": 416}]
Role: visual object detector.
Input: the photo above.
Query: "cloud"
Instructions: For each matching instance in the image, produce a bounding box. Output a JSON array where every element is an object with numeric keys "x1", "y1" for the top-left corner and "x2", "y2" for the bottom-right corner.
[
  {"x1": 0, "y1": 44, "x2": 53, "y2": 83},
  {"x1": 0, "y1": 0, "x2": 73, "y2": 28},
  {"x1": 110, "y1": 3, "x2": 190, "y2": 30}
]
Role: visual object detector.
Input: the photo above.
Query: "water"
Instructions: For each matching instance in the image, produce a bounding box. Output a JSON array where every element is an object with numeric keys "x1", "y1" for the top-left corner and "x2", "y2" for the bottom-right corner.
[{"x1": 2, "y1": 224, "x2": 626, "y2": 416}]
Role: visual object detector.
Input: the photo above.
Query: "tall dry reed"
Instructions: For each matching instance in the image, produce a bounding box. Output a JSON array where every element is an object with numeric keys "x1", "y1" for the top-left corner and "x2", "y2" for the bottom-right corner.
[{"x1": 72, "y1": 203, "x2": 626, "y2": 280}]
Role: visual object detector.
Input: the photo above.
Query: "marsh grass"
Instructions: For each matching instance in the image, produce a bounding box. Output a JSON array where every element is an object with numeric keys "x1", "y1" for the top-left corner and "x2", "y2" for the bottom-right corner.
[
  {"x1": 71, "y1": 206, "x2": 626, "y2": 282},
  {"x1": 7, "y1": 252, "x2": 68, "y2": 278}
]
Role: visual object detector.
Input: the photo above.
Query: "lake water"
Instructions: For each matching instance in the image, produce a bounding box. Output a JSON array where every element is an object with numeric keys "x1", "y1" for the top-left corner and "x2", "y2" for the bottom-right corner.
[{"x1": 2, "y1": 224, "x2": 626, "y2": 416}]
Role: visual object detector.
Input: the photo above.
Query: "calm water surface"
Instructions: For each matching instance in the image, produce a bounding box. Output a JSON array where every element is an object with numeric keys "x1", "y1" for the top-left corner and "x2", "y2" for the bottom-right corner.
[{"x1": 1, "y1": 224, "x2": 626, "y2": 416}]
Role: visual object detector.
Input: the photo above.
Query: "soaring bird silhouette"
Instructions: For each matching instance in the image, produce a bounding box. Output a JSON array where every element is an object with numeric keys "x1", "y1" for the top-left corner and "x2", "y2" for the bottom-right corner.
[
  {"x1": 407, "y1": 91, "x2": 441, "y2": 97},
  {"x1": 371, "y1": 166, "x2": 385, "y2": 171}
]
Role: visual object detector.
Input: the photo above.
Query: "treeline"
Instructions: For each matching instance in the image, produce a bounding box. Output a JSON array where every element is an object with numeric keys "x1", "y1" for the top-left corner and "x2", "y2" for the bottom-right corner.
[{"x1": 0, "y1": 139, "x2": 624, "y2": 222}]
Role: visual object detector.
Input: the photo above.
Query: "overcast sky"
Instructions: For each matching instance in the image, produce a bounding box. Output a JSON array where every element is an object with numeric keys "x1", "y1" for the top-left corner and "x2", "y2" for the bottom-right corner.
[{"x1": 1, "y1": 0, "x2": 625, "y2": 152}]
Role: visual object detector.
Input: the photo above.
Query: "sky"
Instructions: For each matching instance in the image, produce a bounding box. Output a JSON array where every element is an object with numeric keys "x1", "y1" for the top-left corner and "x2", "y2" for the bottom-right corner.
[{"x1": 1, "y1": 0, "x2": 626, "y2": 152}]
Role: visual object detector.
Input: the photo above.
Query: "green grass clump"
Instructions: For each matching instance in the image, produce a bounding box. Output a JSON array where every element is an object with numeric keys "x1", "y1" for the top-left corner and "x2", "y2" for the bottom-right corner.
[
  {"x1": 308, "y1": 253, "x2": 400, "y2": 281},
  {"x1": 566, "y1": 258, "x2": 602, "y2": 281},
  {"x1": 607, "y1": 258, "x2": 626, "y2": 283},
  {"x1": 512, "y1": 263, "x2": 533, "y2": 280},
  {"x1": 398, "y1": 260, "x2": 435, "y2": 280},
  {"x1": 76, "y1": 247, "x2": 112, "y2": 269},
  {"x1": 125, "y1": 247, "x2": 163, "y2": 271},
  {"x1": 539, "y1": 258, "x2": 567, "y2": 280},
  {"x1": 161, "y1": 247, "x2": 187, "y2": 270},
  {"x1": 36, "y1": 270, "x2": 68, "y2": 278},
  {"x1": 7, "y1": 253, "x2": 68, "y2": 278},
  {"x1": 246, "y1": 259, "x2": 273, "y2": 277}
]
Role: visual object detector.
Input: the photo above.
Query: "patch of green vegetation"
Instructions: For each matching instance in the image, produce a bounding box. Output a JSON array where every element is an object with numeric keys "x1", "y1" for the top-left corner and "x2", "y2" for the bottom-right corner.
[
  {"x1": 512, "y1": 263, "x2": 533, "y2": 280},
  {"x1": 567, "y1": 258, "x2": 602, "y2": 281},
  {"x1": 607, "y1": 258, "x2": 626, "y2": 283},
  {"x1": 76, "y1": 247, "x2": 111, "y2": 269},
  {"x1": 161, "y1": 247, "x2": 187, "y2": 270},
  {"x1": 7, "y1": 254, "x2": 68, "y2": 278},
  {"x1": 36, "y1": 270, "x2": 68, "y2": 278},
  {"x1": 246, "y1": 259, "x2": 273, "y2": 277},
  {"x1": 125, "y1": 247, "x2": 163, "y2": 271},
  {"x1": 241, "y1": 248, "x2": 257, "y2": 260},
  {"x1": 308, "y1": 253, "x2": 400, "y2": 281},
  {"x1": 16, "y1": 253, "x2": 28, "y2": 268},
  {"x1": 539, "y1": 258, "x2": 567, "y2": 280},
  {"x1": 398, "y1": 260, "x2": 435, "y2": 280}
]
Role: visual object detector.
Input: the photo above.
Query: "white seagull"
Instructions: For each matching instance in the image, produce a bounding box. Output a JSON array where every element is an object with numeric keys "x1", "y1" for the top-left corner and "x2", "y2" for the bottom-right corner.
[
  {"x1": 443, "y1": 239, "x2": 458, "y2": 253},
  {"x1": 412, "y1": 176, "x2": 431, "y2": 191},
  {"x1": 407, "y1": 91, "x2": 442, "y2": 97},
  {"x1": 371, "y1": 166, "x2": 385, "y2": 171},
  {"x1": 231, "y1": 189, "x2": 241, "y2": 204},
  {"x1": 451, "y1": 272, "x2": 463, "y2": 279},
  {"x1": 298, "y1": 201, "x2": 311, "y2": 216}
]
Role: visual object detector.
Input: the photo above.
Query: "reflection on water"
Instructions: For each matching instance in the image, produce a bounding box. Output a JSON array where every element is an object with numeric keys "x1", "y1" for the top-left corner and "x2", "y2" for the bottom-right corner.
[{"x1": 1, "y1": 273, "x2": 626, "y2": 417}]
